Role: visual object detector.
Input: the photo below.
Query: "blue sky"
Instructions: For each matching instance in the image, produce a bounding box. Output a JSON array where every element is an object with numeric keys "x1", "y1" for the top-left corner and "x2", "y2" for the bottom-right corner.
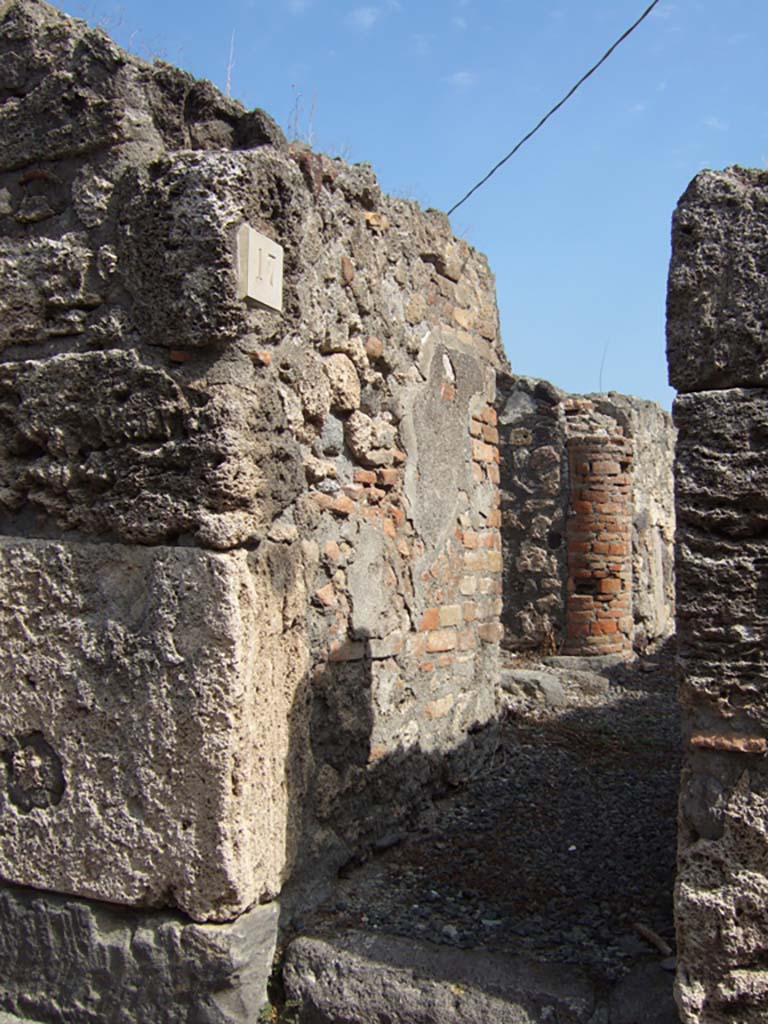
[{"x1": 56, "y1": 0, "x2": 768, "y2": 408}]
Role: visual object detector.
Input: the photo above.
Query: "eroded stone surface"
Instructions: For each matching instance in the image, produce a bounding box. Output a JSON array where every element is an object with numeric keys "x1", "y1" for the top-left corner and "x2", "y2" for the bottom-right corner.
[
  {"x1": 0, "y1": 349, "x2": 302, "y2": 549},
  {"x1": 0, "y1": 537, "x2": 309, "y2": 922},
  {"x1": 674, "y1": 389, "x2": 768, "y2": 541},
  {"x1": 282, "y1": 930, "x2": 596, "y2": 1024},
  {"x1": 0, "y1": 882, "x2": 279, "y2": 1023},
  {"x1": 667, "y1": 167, "x2": 768, "y2": 393},
  {"x1": 670, "y1": 168, "x2": 768, "y2": 1022},
  {"x1": 0, "y1": 0, "x2": 283, "y2": 173},
  {"x1": 676, "y1": 769, "x2": 768, "y2": 1023},
  {"x1": 0, "y1": 0, "x2": 508, "y2": 1012}
]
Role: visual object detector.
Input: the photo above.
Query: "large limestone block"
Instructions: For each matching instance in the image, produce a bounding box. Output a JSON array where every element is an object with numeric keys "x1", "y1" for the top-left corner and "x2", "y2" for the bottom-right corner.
[
  {"x1": 0, "y1": 350, "x2": 302, "y2": 548},
  {"x1": 0, "y1": 537, "x2": 309, "y2": 922},
  {"x1": 0, "y1": 882, "x2": 279, "y2": 1023},
  {"x1": 283, "y1": 930, "x2": 596, "y2": 1023},
  {"x1": 674, "y1": 389, "x2": 768, "y2": 539},
  {"x1": 116, "y1": 149, "x2": 304, "y2": 349},
  {"x1": 667, "y1": 168, "x2": 768, "y2": 393},
  {"x1": 675, "y1": 529, "x2": 768, "y2": 731}
]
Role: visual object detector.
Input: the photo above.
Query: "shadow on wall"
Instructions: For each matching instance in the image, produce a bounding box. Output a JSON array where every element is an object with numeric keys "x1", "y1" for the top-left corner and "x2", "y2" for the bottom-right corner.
[
  {"x1": 278, "y1": 644, "x2": 501, "y2": 922},
  {"x1": 277, "y1": 645, "x2": 682, "y2": 1023}
]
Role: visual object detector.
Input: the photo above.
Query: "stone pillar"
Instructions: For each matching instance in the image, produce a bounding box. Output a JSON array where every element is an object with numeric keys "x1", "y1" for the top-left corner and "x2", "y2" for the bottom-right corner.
[
  {"x1": 563, "y1": 434, "x2": 634, "y2": 657},
  {"x1": 668, "y1": 167, "x2": 768, "y2": 1024}
]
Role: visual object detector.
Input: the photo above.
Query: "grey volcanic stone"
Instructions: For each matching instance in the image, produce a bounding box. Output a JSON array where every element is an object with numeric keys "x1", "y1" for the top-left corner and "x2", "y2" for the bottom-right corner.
[
  {"x1": 674, "y1": 388, "x2": 768, "y2": 539},
  {"x1": 0, "y1": 0, "x2": 134, "y2": 172},
  {"x1": 0, "y1": 236, "x2": 99, "y2": 349},
  {"x1": 0, "y1": 0, "x2": 283, "y2": 173},
  {"x1": 500, "y1": 668, "x2": 567, "y2": 707},
  {"x1": 667, "y1": 167, "x2": 768, "y2": 393},
  {"x1": 497, "y1": 373, "x2": 568, "y2": 653},
  {"x1": 0, "y1": 882, "x2": 279, "y2": 1023},
  {"x1": 609, "y1": 962, "x2": 678, "y2": 1023},
  {"x1": 676, "y1": 767, "x2": 768, "y2": 1024},
  {"x1": 116, "y1": 149, "x2": 305, "y2": 350},
  {"x1": 0, "y1": 349, "x2": 302, "y2": 549},
  {"x1": 670, "y1": 167, "x2": 768, "y2": 1024},
  {"x1": 674, "y1": 388, "x2": 768, "y2": 731},
  {"x1": 282, "y1": 930, "x2": 595, "y2": 1023}
]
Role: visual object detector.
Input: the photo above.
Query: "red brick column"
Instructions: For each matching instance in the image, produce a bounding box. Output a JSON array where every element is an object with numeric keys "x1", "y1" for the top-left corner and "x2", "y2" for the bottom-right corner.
[{"x1": 564, "y1": 434, "x2": 633, "y2": 656}]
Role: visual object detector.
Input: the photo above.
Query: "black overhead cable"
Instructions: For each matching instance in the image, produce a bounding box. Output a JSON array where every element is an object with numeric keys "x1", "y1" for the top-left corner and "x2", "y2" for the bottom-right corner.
[{"x1": 447, "y1": 0, "x2": 663, "y2": 216}]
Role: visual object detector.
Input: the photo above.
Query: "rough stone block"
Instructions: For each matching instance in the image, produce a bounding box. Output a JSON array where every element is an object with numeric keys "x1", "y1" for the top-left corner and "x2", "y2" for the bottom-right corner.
[
  {"x1": 667, "y1": 167, "x2": 768, "y2": 393},
  {"x1": 674, "y1": 389, "x2": 768, "y2": 539},
  {"x1": 0, "y1": 881, "x2": 279, "y2": 1023},
  {"x1": 0, "y1": 349, "x2": 302, "y2": 549},
  {"x1": 0, "y1": 537, "x2": 309, "y2": 922},
  {"x1": 675, "y1": 532, "x2": 768, "y2": 725},
  {"x1": 116, "y1": 150, "x2": 304, "y2": 349},
  {"x1": 0, "y1": 0, "x2": 284, "y2": 173},
  {"x1": 0, "y1": 236, "x2": 98, "y2": 349},
  {"x1": 282, "y1": 930, "x2": 595, "y2": 1023},
  {"x1": 676, "y1": 767, "x2": 768, "y2": 1024},
  {"x1": 0, "y1": 0, "x2": 130, "y2": 171}
]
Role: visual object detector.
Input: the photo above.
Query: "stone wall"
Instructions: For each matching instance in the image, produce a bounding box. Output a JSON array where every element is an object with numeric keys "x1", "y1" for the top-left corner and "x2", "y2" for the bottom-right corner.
[
  {"x1": 497, "y1": 374, "x2": 568, "y2": 652},
  {"x1": 669, "y1": 167, "x2": 768, "y2": 1023},
  {"x1": 498, "y1": 376, "x2": 675, "y2": 656},
  {"x1": 0, "y1": 1, "x2": 505, "y2": 1017}
]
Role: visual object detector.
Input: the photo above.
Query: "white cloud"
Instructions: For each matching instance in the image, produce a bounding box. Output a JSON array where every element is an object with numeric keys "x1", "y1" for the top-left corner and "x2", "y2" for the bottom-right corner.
[
  {"x1": 447, "y1": 70, "x2": 475, "y2": 92},
  {"x1": 348, "y1": 6, "x2": 380, "y2": 30},
  {"x1": 287, "y1": 0, "x2": 312, "y2": 12},
  {"x1": 451, "y1": 15, "x2": 467, "y2": 29},
  {"x1": 651, "y1": 2, "x2": 677, "y2": 19},
  {"x1": 409, "y1": 33, "x2": 433, "y2": 56},
  {"x1": 703, "y1": 115, "x2": 728, "y2": 131},
  {"x1": 629, "y1": 102, "x2": 647, "y2": 114}
]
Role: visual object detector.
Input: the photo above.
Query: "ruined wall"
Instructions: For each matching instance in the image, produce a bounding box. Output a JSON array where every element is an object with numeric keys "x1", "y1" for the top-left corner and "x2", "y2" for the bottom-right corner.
[
  {"x1": 669, "y1": 167, "x2": 768, "y2": 1023},
  {"x1": 497, "y1": 374, "x2": 568, "y2": 652},
  {"x1": 0, "y1": 1, "x2": 505, "y2": 1018},
  {"x1": 498, "y1": 375, "x2": 675, "y2": 655}
]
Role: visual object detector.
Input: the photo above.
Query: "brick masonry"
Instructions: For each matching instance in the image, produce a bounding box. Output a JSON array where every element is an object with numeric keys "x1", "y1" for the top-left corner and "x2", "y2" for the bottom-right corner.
[
  {"x1": 497, "y1": 375, "x2": 674, "y2": 657},
  {"x1": 563, "y1": 434, "x2": 634, "y2": 657}
]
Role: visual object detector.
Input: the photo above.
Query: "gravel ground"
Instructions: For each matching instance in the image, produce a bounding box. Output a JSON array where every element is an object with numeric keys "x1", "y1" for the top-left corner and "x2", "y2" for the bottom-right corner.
[{"x1": 303, "y1": 642, "x2": 681, "y2": 988}]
